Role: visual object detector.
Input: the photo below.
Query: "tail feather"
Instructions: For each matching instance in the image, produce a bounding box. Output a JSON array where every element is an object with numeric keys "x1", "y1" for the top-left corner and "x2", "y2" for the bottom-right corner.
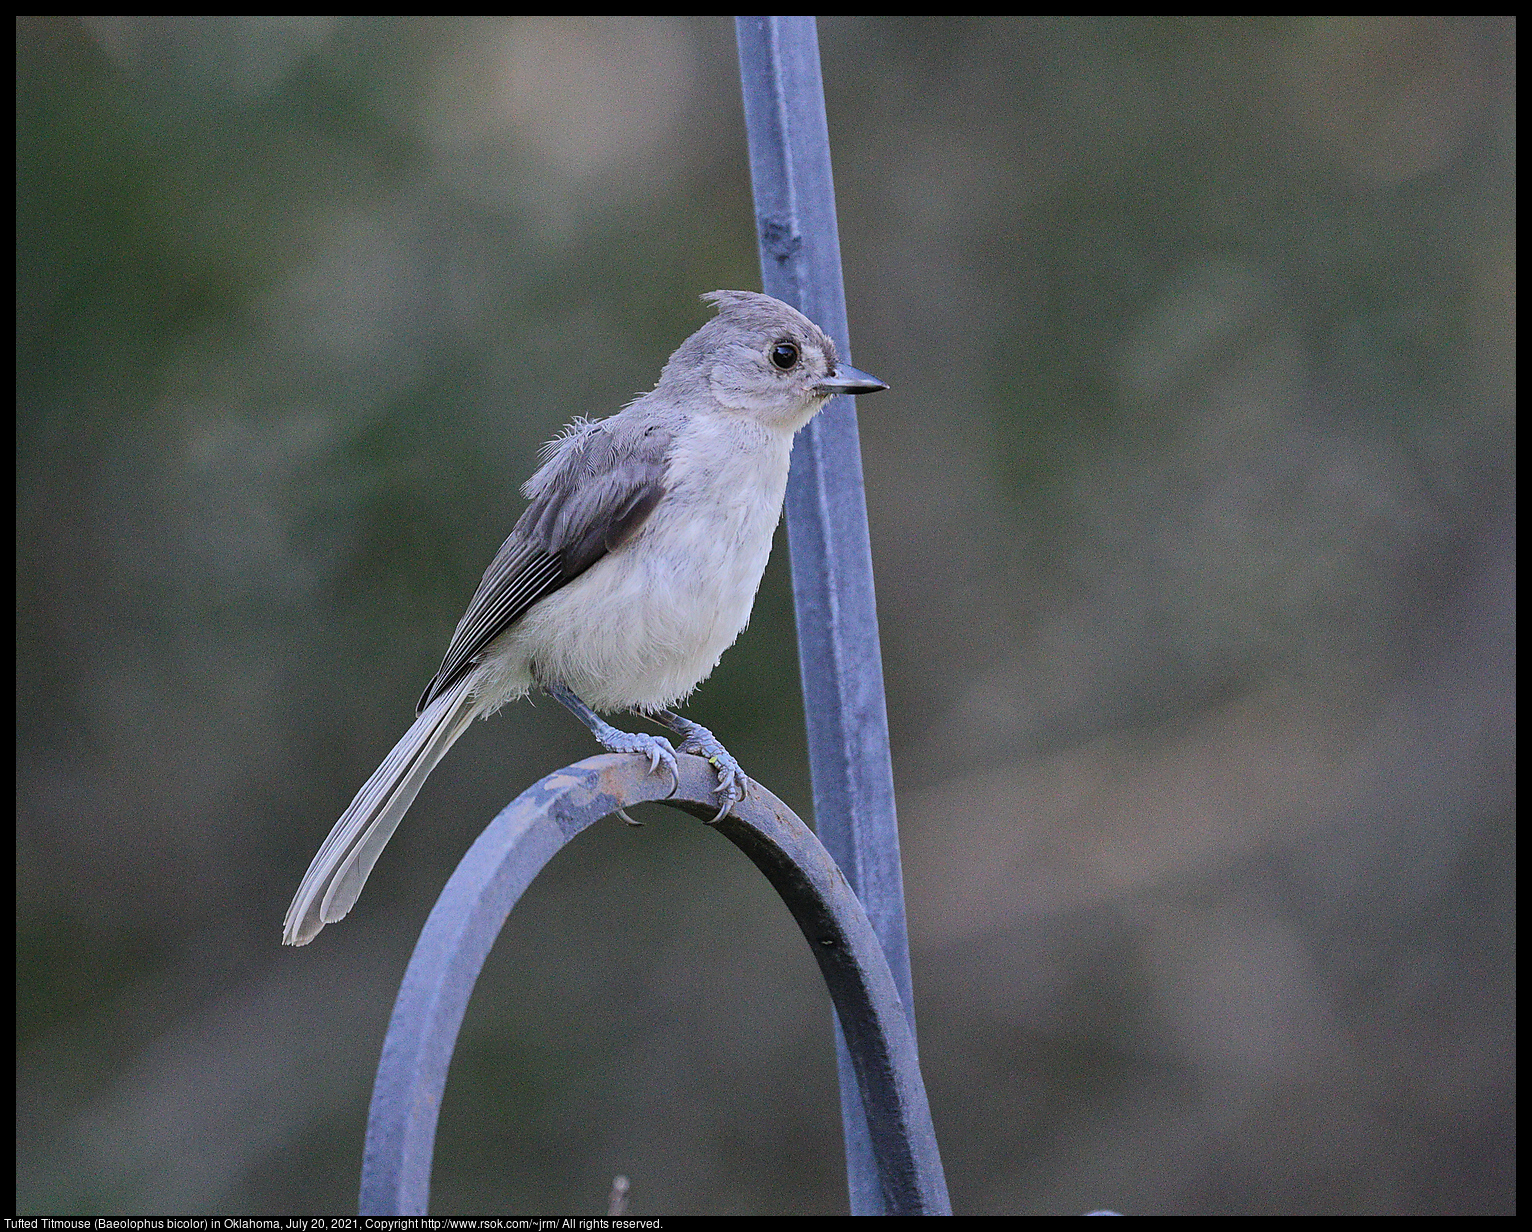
[{"x1": 283, "y1": 675, "x2": 479, "y2": 946}]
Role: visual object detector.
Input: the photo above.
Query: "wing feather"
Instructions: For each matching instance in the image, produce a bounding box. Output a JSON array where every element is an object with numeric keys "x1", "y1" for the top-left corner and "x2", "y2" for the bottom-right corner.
[{"x1": 416, "y1": 415, "x2": 672, "y2": 712}]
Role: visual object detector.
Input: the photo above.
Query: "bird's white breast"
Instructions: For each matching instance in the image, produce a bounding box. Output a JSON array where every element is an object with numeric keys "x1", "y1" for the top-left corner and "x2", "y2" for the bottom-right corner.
[{"x1": 484, "y1": 412, "x2": 794, "y2": 712}]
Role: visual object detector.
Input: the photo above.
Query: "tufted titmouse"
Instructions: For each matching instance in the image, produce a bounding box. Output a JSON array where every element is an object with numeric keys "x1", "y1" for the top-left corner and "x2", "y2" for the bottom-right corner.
[{"x1": 283, "y1": 290, "x2": 886, "y2": 945}]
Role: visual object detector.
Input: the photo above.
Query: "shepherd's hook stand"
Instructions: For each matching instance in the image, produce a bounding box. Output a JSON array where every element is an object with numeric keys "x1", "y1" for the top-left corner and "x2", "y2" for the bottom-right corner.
[{"x1": 359, "y1": 752, "x2": 950, "y2": 1216}]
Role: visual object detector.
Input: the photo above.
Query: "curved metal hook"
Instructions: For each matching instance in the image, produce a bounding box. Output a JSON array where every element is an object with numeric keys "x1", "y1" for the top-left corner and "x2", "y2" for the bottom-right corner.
[{"x1": 358, "y1": 753, "x2": 949, "y2": 1216}]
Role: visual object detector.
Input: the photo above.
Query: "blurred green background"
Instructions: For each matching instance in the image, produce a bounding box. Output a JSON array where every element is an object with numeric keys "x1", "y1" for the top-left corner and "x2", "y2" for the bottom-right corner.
[{"x1": 16, "y1": 15, "x2": 1514, "y2": 1216}]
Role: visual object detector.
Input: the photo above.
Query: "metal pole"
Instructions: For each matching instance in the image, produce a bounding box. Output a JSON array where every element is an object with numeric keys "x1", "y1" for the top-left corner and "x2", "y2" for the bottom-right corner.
[{"x1": 734, "y1": 16, "x2": 923, "y2": 1215}]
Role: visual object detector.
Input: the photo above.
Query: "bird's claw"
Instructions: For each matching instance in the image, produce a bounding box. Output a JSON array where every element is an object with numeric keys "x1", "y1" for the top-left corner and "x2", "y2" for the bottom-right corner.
[
  {"x1": 686, "y1": 747, "x2": 747, "y2": 825},
  {"x1": 604, "y1": 715, "x2": 746, "y2": 825},
  {"x1": 600, "y1": 730, "x2": 680, "y2": 803}
]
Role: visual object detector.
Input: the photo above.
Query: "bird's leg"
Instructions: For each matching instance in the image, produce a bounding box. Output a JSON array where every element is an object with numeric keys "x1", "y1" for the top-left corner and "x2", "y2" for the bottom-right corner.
[
  {"x1": 641, "y1": 710, "x2": 748, "y2": 824},
  {"x1": 547, "y1": 683, "x2": 678, "y2": 825}
]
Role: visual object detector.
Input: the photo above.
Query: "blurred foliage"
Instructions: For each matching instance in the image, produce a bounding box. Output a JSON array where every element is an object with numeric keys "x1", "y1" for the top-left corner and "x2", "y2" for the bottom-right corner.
[{"x1": 16, "y1": 15, "x2": 1514, "y2": 1216}]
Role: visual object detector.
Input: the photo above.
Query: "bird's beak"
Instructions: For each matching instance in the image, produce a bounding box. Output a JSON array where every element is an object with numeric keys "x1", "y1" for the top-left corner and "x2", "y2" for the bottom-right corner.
[{"x1": 816, "y1": 364, "x2": 888, "y2": 397}]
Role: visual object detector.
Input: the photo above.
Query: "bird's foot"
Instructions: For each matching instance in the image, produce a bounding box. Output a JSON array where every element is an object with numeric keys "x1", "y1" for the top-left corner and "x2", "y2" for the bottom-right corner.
[
  {"x1": 546, "y1": 683, "x2": 679, "y2": 826},
  {"x1": 594, "y1": 725, "x2": 681, "y2": 825},
  {"x1": 595, "y1": 725, "x2": 680, "y2": 786},
  {"x1": 665, "y1": 717, "x2": 748, "y2": 824}
]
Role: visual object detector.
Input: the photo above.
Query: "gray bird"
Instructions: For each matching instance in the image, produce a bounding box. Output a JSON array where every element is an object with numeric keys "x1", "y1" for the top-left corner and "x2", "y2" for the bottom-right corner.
[{"x1": 283, "y1": 290, "x2": 887, "y2": 945}]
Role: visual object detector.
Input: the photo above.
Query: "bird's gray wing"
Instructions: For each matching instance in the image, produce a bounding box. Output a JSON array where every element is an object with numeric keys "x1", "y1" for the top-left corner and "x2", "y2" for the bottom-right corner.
[{"x1": 416, "y1": 416, "x2": 672, "y2": 713}]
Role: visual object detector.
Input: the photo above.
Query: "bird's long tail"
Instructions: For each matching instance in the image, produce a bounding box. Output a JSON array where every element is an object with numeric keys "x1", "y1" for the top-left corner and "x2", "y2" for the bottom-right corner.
[{"x1": 283, "y1": 674, "x2": 480, "y2": 946}]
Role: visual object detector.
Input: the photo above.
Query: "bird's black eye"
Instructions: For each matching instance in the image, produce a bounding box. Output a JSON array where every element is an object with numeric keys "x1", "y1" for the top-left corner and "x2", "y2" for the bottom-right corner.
[{"x1": 770, "y1": 341, "x2": 800, "y2": 371}]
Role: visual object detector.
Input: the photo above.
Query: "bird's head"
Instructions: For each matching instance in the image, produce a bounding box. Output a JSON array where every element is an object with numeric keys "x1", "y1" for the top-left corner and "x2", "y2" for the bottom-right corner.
[{"x1": 664, "y1": 289, "x2": 887, "y2": 431}]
